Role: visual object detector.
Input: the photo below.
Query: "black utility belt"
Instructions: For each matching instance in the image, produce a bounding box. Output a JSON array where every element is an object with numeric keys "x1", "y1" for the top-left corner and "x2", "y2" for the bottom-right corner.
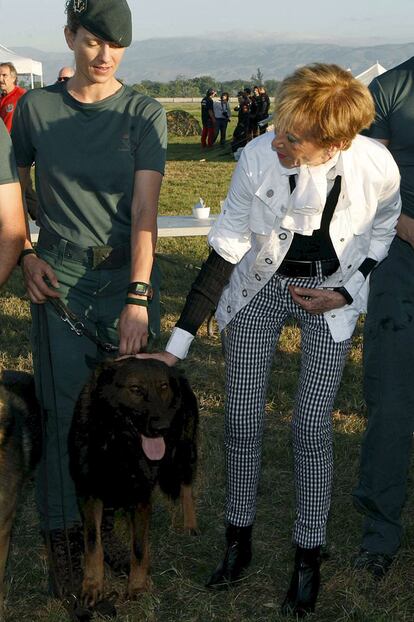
[
  {"x1": 37, "y1": 229, "x2": 130, "y2": 270},
  {"x1": 276, "y1": 258, "x2": 340, "y2": 278}
]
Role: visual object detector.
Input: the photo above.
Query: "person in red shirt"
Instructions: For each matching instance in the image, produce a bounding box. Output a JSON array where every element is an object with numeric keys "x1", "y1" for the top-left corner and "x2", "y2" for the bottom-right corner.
[{"x1": 0, "y1": 62, "x2": 26, "y2": 132}]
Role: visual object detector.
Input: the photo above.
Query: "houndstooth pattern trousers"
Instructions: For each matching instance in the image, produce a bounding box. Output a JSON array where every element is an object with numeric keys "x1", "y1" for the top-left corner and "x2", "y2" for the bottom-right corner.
[{"x1": 223, "y1": 269, "x2": 351, "y2": 547}]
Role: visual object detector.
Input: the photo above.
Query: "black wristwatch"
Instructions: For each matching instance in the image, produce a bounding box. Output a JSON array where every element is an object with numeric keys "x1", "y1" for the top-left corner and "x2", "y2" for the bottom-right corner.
[
  {"x1": 127, "y1": 281, "x2": 152, "y2": 297},
  {"x1": 333, "y1": 286, "x2": 353, "y2": 305}
]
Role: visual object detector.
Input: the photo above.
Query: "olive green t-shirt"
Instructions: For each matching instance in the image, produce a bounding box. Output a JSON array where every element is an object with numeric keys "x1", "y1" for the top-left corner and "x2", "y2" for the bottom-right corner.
[
  {"x1": 364, "y1": 57, "x2": 414, "y2": 217},
  {"x1": 0, "y1": 121, "x2": 18, "y2": 185},
  {"x1": 11, "y1": 83, "x2": 167, "y2": 246}
]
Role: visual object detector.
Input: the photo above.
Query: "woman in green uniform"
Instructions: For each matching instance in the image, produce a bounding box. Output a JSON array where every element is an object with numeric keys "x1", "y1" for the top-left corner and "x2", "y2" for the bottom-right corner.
[
  {"x1": 11, "y1": 0, "x2": 167, "y2": 598},
  {"x1": 0, "y1": 122, "x2": 25, "y2": 286}
]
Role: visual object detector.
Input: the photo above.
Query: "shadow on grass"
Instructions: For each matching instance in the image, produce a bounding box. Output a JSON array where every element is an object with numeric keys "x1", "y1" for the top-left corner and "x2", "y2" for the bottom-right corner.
[{"x1": 167, "y1": 141, "x2": 235, "y2": 163}]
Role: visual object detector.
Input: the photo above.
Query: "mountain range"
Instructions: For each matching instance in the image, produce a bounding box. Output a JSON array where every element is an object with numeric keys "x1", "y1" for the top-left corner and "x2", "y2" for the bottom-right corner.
[{"x1": 12, "y1": 36, "x2": 414, "y2": 86}]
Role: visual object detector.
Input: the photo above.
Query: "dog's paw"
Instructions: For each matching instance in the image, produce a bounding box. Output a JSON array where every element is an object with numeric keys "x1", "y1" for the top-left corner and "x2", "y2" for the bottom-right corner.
[
  {"x1": 81, "y1": 580, "x2": 104, "y2": 609},
  {"x1": 126, "y1": 579, "x2": 151, "y2": 600},
  {"x1": 184, "y1": 526, "x2": 200, "y2": 537}
]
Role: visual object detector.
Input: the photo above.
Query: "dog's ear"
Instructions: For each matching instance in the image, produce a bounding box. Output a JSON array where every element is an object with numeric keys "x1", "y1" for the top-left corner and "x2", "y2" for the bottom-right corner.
[{"x1": 178, "y1": 375, "x2": 199, "y2": 443}]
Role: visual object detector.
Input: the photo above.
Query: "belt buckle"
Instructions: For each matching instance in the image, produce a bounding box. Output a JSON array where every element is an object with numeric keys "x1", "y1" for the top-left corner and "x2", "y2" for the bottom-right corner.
[
  {"x1": 294, "y1": 260, "x2": 313, "y2": 277},
  {"x1": 91, "y1": 246, "x2": 113, "y2": 269}
]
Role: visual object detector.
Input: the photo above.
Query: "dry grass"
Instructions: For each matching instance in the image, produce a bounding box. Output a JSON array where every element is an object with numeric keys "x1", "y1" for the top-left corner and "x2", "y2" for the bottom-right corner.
[{"x1": 1, "y1": 117, "x2": 414, "y2": 621}]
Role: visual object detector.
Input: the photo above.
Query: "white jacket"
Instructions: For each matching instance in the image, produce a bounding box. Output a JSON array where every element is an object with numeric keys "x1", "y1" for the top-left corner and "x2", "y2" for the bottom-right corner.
[
  {"x1": 209, "y1": 132, "x2": 401, "y2": 342},
  {"x1": 166, "y1": 132, "x2": 401, "y2": 359}
]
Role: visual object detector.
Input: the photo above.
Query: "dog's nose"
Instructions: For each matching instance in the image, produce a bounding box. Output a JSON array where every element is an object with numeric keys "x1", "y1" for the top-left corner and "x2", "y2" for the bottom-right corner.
[{"x1": 147, "y1": 417, "x2": 168, "y2": 435}]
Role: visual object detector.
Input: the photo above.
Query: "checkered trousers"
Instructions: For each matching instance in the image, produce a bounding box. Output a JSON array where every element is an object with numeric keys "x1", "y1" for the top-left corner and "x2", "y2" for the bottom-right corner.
[{"x1": 223, "y1": 270, "x2": 351, "y2": 547}]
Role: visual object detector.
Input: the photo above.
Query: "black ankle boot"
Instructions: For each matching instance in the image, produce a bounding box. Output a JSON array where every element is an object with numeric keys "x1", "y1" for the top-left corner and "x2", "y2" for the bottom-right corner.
[
  {"x1": 206, "y1": 524, "x2": 252, "y2": 589},
  {"x1": 281, "y1": 545, "x2": 321, "y2": 617}
]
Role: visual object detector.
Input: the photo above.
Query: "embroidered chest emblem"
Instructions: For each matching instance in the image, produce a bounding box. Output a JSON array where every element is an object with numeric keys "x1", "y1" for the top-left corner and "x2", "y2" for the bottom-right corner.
[
  {"x1": 73, "y1": 0, "x2": 87, "y2": 14},
  {"x1": 119, "y1": 133, "x2": 131, "y2": 151},
  {"x1": 5, "y1": 104, "x2": 14, "y2": 113}
]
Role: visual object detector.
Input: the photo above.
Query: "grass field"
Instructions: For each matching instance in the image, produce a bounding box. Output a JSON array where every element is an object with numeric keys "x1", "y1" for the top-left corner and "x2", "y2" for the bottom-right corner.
[{"x1": 1, "y1": 108, "x2": 414, "y2": 621}]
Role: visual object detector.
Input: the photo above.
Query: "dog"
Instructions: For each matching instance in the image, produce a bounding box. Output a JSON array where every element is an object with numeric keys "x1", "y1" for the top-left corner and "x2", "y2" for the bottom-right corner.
[
  {"x1": 0, "y1": 371, "x2": 40, "y2": 621},
  {"x1": 68, "y1": 357, "x2": 199, "y2": 608}
]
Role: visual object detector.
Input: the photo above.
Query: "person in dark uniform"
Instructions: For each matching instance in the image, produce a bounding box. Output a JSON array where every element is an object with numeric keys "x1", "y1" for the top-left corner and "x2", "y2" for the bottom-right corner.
[
  {"x1": 257, "y1": 85, "x2": 271, "y2": 134},
  {"x1": 353, "y1": 55, "x2": 414, "y2": 579},
  {"x1": 138, "y1": 64, "x2": 401, "y2": 616},
  {"x1": 231, "y1": 90, "x2": 250, "y2": 153},
  {"x1": 248, "y1": 85, "x2": 260, "y2": 139},
  {"x1": 11, "y1": 0, "x2": 167, "y2": 599},
  {"x1": 0, "y1": 122, "x2": 25, "y2": 286},
  {"x1": 201, "y1": 87, "x2": 216, "y2": 148}
]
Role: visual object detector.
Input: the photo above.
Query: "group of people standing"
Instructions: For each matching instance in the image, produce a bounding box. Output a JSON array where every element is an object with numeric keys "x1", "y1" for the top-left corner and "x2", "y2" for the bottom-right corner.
[
  {"x1": 1, "y1": 0, "x2": 414, "y2": 619},
  {"x1": 200, "y1": 84, "x2": 271, "y2": 149}
]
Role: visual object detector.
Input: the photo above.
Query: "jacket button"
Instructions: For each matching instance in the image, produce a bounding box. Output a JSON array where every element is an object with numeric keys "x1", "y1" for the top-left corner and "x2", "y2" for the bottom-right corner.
[
  {"x1": 255, "y1": 274, "x2": 262, "y2": 281},
  {"x1": 331, "y1": 314, "x2": 336, "y2": 318},
  {"x1": 242, "y1": 289, "x2": 248, "y2": 297},
  {"x1": 347, "y1": 264, "x2": 352, "y2": 269},
  {"x1": 265, "y1": 258, "x2": 273, "y2": 264},
  {"x1": 340, "y1": 238, "x2": 345, "y2": 242},
  {"x1": 266, "y1": 189, "x2": 274, "y2": 197},
  {"x1": 279, "y1": 233, "x2": 287, "y2": 240},
  {"x1": 227, "y1": 305, "x2": 231, "y2": 313},
  {"x1": 280, "y1": 206, "x2": 287, "y2": 213}
]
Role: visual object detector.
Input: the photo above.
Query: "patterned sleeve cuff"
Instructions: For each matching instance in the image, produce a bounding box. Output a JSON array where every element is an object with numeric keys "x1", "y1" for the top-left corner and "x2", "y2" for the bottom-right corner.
[{"x1": 165, "y1": 327, "x2": 195, "y2": 360}]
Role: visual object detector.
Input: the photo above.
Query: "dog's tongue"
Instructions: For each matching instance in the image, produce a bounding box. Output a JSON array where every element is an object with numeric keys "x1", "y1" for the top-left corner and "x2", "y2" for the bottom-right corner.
[{"x1": 141, "y1": 435, "x2": 166, "y2": 461}]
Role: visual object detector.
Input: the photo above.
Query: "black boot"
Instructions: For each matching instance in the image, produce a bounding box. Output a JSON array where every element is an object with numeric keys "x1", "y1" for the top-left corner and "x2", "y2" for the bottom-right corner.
[
  {"x1": 206, "y1": 524, "x2": 252, "y2": 589},
  {"x1": 281, "y1": 545, "x2": 321, "y2": 618}
]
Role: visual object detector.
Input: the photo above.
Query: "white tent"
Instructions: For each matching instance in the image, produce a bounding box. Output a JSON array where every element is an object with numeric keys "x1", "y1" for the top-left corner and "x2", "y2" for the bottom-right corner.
[
  {"x1": 356, "y1": 62, "x2": 387, "y2": 86},
  {"x1": 0, "y1": 43, "x2": 43, "y2": 88}
]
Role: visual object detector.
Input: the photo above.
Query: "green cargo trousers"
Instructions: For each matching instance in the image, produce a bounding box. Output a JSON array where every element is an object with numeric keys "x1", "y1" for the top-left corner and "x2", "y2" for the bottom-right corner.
[
  {"x1": 32, "y1": 240, "x2": 160, "y2": 531},
  {"x1": 353, "y1": 236, "x2": 414, "y2": 556}
]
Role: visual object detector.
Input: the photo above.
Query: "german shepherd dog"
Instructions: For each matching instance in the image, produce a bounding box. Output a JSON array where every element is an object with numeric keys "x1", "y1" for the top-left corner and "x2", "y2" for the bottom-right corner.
[
  {"x1": 0, "y1": 371, "x2": 40, "y2": 620},
  {"x1": 68, "y1": 357, "x2": 199, "y2": 608}
]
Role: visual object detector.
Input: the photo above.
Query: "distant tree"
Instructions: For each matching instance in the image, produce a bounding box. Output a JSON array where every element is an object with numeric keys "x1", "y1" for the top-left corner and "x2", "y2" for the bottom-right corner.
[
  {"x1": 131, "y1": 75, "x2": 280, "y2": 99},
  {"x1": 264, "y1": 79, "x2": 281, "y2": 97},
  {"x1": 192, "y1": 75, "x2": 219, "y2": 96},
  {"x1": 251, "y1": 67, "x2": 264, "y2": 85},
  {"x1": 220, "y1": 79, "x2": 245, "y2": 95}
]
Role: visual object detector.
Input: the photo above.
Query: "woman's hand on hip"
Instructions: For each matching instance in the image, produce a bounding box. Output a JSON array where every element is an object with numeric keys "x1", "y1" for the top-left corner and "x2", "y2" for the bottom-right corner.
[
  {"x1": 118, "y1": 304, "x2": 149, "y2": 355},
  {"x1": 21, "y1": 254, "x2": 60, "y2": 304},
  {"x1": 288, "y1": 285, "x2": 347, "y2": 314}
]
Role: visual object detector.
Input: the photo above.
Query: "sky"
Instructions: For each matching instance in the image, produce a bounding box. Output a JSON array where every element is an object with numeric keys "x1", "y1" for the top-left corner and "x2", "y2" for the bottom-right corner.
[{"x1": 1, "y1": 0, "x2": 413, "y2": 52}]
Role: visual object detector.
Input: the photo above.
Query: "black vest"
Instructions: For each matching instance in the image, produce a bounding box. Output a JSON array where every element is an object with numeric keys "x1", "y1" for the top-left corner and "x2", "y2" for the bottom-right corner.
[{"x1": 284, "y1": 175, "x2": 341, "y2": 261}]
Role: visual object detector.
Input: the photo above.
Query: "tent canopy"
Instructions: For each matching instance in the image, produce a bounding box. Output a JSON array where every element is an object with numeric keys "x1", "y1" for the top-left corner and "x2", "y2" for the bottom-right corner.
[
  {"x1": 355, "y1": 62, "x2": 387, "y2": 86},
  {"x1": 0, "y1": 43, "x2": 43, "y2": 88}
]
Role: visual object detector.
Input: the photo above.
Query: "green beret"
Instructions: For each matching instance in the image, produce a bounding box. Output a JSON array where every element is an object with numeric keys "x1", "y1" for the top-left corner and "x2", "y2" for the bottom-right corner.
[{"x1": 71, "y1": 0, "x2": 132, "y2": 47}]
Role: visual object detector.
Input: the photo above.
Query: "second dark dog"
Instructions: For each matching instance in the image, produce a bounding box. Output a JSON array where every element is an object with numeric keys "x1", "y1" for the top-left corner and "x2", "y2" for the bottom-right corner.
[
  {"x1": 0, "y1": 371, "x2": 40, "y2": 621},
  {"x1": 68, "y1": 357, "x2": 199, "y2": 608}
]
